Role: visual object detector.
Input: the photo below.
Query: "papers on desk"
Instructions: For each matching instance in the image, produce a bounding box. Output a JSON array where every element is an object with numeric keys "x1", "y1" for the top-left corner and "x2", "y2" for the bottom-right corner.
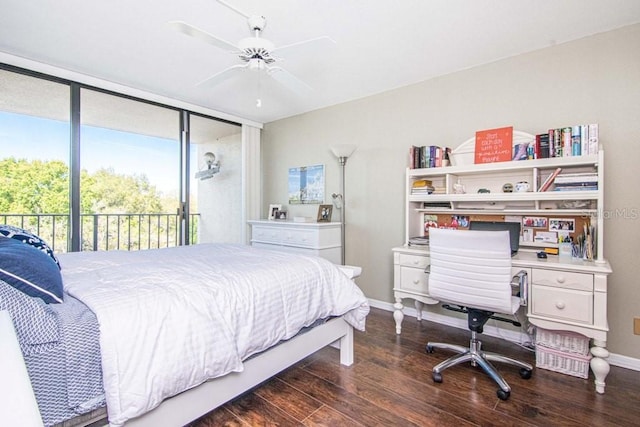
[{"x1": 408, "y1": 236, "x2": 430, "y2": 246}]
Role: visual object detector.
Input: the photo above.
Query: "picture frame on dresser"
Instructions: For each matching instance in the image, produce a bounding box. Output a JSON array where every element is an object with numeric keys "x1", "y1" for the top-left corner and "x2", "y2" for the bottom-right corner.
[
  {"x1": 317, "y1": 205, "x2": 332, "y2": 222},
  {"x1": 268, "y1": 204, "x2": 282, "y2": 220}
]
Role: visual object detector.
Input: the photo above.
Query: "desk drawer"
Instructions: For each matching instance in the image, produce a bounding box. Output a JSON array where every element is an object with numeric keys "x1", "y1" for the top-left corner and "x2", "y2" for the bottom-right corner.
[
  {"x1": 398, "y1": 253, "x2": 429, "y2": 269},
  {"x1": 399, "y1": 266, "x2": 429, "y2": 294},
  {"x1": 532, "y1": 269, "x2": 593, "y2": 291},
  {"x1": 530, "y1": 285, "x2": 593, "y2": 324}
]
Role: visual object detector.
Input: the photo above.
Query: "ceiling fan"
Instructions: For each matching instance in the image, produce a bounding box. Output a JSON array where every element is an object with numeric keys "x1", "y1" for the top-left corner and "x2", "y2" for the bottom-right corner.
[{"x1": 169, "y1": 0, "x2": 335, "y2": 95}]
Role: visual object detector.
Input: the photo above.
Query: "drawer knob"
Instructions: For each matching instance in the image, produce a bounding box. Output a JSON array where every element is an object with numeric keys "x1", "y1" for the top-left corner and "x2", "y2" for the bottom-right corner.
[
  {"x1": 556, "y1": 276, "x2": 566, "y2": 284},
  {"x1": 412, "y1": 260, "x2": 419, "y2": 265},
  {"x1": 413, "y1": 279, "x2": 420, "y2": 284},
  {"x1": 555, "y1": 301, "x2": 566, "y2": 310}
]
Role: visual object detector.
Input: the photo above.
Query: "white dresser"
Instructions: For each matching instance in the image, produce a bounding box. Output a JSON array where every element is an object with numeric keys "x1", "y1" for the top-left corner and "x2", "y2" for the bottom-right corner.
[{"x1": 248, "y1": 220, "x2": 342, "y2": 264}]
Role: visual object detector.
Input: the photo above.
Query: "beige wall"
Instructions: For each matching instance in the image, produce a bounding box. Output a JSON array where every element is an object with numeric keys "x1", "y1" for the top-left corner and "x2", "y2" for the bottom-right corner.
[{"x1": 262, "y1": 24, "x2": 640, "y2": 359}]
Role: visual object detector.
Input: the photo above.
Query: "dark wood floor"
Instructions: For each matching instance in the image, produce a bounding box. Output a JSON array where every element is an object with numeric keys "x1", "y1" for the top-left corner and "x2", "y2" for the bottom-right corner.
[{"x1": 190, "y1": 307, "x2": 640, "y2": 426}]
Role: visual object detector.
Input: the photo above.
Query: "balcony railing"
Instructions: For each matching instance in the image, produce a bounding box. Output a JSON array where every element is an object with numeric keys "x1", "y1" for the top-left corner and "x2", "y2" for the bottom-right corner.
[{"x1": 0, "y1": 213, "x2": 200, "y2": 253}]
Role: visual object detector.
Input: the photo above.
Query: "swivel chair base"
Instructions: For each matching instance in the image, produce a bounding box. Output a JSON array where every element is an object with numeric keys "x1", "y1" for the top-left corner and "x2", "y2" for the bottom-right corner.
[{"x1": 426, "y1": 331, "x2": 533, "y2": 400}]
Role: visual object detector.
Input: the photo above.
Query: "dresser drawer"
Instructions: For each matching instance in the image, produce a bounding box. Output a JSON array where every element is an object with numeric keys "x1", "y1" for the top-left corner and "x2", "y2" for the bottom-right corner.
[
  {"x1": 530, "y1": 285, "x2": 593, "y2": 324},
  {"x1": 532, "y1": 269, "x2": 593, "y2": 291},
  {"x1": 281, "y1": 228, "x2": 319, "y2": 248},
  {"x1": 251, "y1": 226, "x2": 281, "y2": 244},
  {"x1": 399, "y1": 266, "x2": 429, "y2": 294},
  {"x1": 398, "y1": 253, "x2": 429, "y2": 269}
]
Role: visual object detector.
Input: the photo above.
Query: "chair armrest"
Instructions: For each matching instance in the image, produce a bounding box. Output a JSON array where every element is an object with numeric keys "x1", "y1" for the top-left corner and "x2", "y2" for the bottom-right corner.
[{"x1": 511, "y1": 270, "x2": 528, "y2": 306}]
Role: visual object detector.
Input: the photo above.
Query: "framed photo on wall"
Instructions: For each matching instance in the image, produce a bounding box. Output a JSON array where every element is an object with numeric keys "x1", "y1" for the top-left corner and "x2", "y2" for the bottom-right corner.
[
  {"x1": 317, "y1": 205, "x2": 333, "y2": 222},
  {"x1": 288, "y1": 164, "x2": 325, "y2": 204}
]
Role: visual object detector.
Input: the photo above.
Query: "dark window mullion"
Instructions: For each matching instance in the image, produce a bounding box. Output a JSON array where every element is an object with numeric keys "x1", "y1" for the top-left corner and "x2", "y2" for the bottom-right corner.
[{"x1": 69, "y1": 83, "x2": 81, "y2": 252}]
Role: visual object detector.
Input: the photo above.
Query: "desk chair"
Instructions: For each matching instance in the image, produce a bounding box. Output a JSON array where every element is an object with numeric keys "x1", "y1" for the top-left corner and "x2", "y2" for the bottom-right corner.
[{"x1": 425, "y1": 228, "x2": 533, "y2": 400}]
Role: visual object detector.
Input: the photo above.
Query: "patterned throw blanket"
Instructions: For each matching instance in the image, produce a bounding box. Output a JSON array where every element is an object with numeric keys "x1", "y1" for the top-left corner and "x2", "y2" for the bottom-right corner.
[{"x1": 21, "y1": 294, "x2": 104, "y2": 426}]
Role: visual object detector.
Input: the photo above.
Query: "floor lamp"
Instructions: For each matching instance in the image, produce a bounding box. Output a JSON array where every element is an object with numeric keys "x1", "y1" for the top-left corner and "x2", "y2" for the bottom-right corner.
[{"x1": 330, "y1": 144, "x2": 357, "y2": 265}]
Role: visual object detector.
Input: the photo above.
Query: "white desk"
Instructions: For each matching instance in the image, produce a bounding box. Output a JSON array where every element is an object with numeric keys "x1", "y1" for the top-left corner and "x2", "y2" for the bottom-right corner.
[{"x1": 392, "y1": 245, "x2": 612, "y2": 393}]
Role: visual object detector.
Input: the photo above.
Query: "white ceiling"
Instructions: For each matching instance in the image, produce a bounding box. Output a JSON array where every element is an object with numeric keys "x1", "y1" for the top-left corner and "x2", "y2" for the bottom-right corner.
[{"x1": 1, "y1": 0, "x2": 639, "y2": 125}]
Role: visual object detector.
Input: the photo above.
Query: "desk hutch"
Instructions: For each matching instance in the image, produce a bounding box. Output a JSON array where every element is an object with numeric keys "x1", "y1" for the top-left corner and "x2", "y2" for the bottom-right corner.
[{"x1": 392, "y1": 150, "x2": 612, "y2": 393}]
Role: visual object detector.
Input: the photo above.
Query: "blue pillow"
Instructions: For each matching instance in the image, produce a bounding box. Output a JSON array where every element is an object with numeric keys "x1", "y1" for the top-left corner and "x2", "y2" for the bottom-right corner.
[
  {"x1": 0, "y1": 236, "x2": 64, "y2": 303},
  {"x1": 0, "y1": 224, "x2": 61, "y2": 269}
]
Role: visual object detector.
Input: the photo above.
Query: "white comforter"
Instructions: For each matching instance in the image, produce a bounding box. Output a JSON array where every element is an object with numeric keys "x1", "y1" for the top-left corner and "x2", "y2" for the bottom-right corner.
[{"x1": 59, "y1": 244, "x2": 369, "y2": 426}]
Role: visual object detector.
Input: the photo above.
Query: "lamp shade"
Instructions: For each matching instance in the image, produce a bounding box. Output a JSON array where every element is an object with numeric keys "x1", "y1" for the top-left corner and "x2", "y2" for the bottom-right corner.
[{"x1": 330, "y1": 144, "x2": 357, "y2": 159}]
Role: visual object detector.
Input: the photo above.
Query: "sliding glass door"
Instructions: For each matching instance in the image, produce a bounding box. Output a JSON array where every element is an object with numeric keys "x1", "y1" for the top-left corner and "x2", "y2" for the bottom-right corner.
[
  {"x1": 1, "y1": 64, "x2": 245, "y2": 252},
  {"x1": 79, "y1": 89, "x2": 182, "y2": 251},
  {"x1": 0, "y1": 68, "x2": 71, "y2": 250}
]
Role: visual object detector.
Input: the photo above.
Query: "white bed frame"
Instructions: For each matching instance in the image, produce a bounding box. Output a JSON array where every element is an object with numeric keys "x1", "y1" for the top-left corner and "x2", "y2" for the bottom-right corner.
[{"x1": 120, "y1": 316, "x2": 354, "y2": 426}]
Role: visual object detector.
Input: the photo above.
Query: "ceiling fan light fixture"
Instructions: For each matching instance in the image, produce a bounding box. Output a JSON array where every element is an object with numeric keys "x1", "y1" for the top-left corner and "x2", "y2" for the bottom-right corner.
[
  {"x1": 237, "y1": 37, "x2": 274, "y2": 52},
  {"x1": 248, "y1": 58, "x2": 265, "y2": 70}
]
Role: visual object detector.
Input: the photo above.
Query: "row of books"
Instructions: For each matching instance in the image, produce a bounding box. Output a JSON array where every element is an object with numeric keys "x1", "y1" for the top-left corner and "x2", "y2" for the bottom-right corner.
[
  {"x1": 409, "y1": 124, "x2": 599, "y2": 168},
  {"x1": 539, "y1": 168, "x2": 598, "y2": 192},
  {"x1": 409, "y1": 145, "x2": 451, "y2": 169},
  {"x1": 532, "y1": 124, "x2": 599, "y2": 159}
]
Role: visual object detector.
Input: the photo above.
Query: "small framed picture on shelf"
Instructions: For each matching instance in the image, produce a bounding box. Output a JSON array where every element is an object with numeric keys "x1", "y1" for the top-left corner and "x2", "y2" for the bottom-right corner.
[
  {"x1": 317, "y1": 205, "x2": 333, "y2": 222},
  {"x1": 268, "y1": 204, "x2": 282, "y2": 220},
  {"x1": 275, "y1": 210, "x2": 287, "y2": 220}
]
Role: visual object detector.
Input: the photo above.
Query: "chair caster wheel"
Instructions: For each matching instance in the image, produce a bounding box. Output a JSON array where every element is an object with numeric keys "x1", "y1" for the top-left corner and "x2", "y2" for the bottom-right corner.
[
  {"x1": 432, "y1": 372, "x2": 443, "y2": 383},
  {"x1": 497, "y1": 389, "x2": 510, "y2": 400},
  {"x1": 520, "y1": 368, "x2": 532, "y2": 380},
  {"x1": 426, "y1": 345, "x2": 434, "y2": 353}
]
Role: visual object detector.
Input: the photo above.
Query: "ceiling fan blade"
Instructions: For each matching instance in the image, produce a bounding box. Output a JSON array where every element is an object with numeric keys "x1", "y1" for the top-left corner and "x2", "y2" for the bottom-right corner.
[
  {"x1": 272, "y1": 36, "x2": 336, "y2": 53},
  {"x1": 168, "y1": 21, "x2": 238, "y2": 52},
  {"x1": 197, "y1": 64, "x2": 248, "y2": 87},
  {"x1": 267, "y1": 66, "x2": 313, "y2": 94}
]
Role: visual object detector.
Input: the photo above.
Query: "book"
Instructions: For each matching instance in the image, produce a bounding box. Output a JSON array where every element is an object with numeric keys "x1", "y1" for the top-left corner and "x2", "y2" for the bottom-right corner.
[
  {"x1": 553, "y1": 185, "x2": 598, "y2": 191},
  {"x1": 539, "y1": 167, "x2": 562, "y2": 192},
  {"x1": 512, "y1": 143, "x2": 528, "y2": 161},
  {"x1": 553, "y1": 128, "x2": 563, "y2": 157},
  {"x1": 571, "y1": 126, "x2": 581, "y2": 156},
  {"x1": 412, "y1": 179, "x2": 432, "y2": 188},
  {"x1": 554, "y1": 172, "x2": 598, "y2": 184},
  {"x1": 562, "y1": 127, "x2": 572, "y2": 157},
  {"x1": 580, "y1": 124, "x2": 589, "y2": 155},
  {"x1": 537, "y1": 133, "x2": 550, "y2": 158},
  {"x1": 588, "y1": 123, "x2": 599, "y2": 154}
]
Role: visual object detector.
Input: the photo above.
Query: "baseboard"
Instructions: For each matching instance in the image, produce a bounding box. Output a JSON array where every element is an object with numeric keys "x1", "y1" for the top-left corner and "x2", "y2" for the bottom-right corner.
[{"x1": 367, "y1": 298, "x2": 640, "y2": 372}]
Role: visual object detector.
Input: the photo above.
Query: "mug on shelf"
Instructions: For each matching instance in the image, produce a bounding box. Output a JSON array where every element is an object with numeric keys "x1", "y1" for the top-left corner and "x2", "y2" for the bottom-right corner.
[{"x1": 515, "y1": 181, "x2": 530, "y2": 192}]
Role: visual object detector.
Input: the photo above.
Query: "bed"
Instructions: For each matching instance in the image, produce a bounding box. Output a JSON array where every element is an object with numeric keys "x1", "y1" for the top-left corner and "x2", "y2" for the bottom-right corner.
[{"x1": 0, "y1": 232, "x2": 369, "y2": 427}]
